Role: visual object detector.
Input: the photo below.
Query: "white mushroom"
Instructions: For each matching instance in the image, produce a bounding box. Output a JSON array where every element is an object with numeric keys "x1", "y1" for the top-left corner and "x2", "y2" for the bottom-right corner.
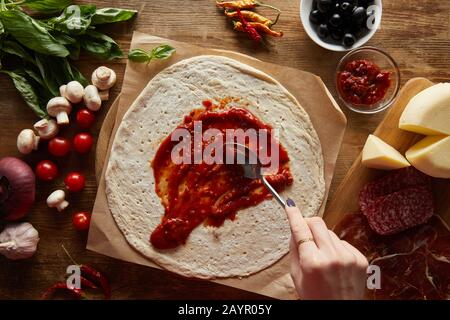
[
  {"x1": 59, "y1": 85, "x2": 67, "y2": 97},
  {"x1": 63, "y1": 81, "x2": 84, "y2": 104},
  {"x1": 91, "y1": 66, "x2": 117, "y2": 90},
  {"x1": 99, "y1": 90, "x2": 109, "y2": 101},
  {"x1": 33, "y1": 119, "x2": 59, "y2": 140},
  {"x1": 17, "y1": 129, "x2": 40, "y2": 154},
  {"x1": 83, "y1": 85, "x2": 102, "y2": 111},
  {"x1": 47, "y1": 97, "x2": 72, "y2": 125},
  {"x1": 46, "y1": 190, "x2": 69, "y2": 212}
]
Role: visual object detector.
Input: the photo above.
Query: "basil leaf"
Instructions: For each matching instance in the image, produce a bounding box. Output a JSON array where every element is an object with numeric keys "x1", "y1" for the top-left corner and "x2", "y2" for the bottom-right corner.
[
  {"x1": 0, "y1": 40, "x2": 35, "y2": 64},
  {"x1": 128, "y1": 45, "x2": 176, "y2": 64},
  {"x1": 80, "y1": 30, "x2": 123, "y2": 60},
  {"x1": 0, "y1": 21, "x2": 4, "y2": 35},
  {"x1": 67, "y1": 42, "x2": 80, "y2": 60},
  {"x1": 34, "y1": 53, "x2": 60, "y2": 96},
  {"x1": 46, "y1": 5, "x2": 96, "y2": 35},
  {"x1": 50, "y1": 31, "x2": 76, "y2": 45},
  {"x1": 0, "y1": 10, "x2": 69, "y2": 57},
  {"x1": 127, "y1": 48, "x2": 151, "y2": 63},
  {"x1": 59, "y1": 57, "x2": 88, "y2": 86},
  {"x1": 91, "y1": 8, "x2": 137, "y2": 25},
  {"x1": 23, "y1": 67, "x2": 46, "y2": 88},
  {"x1": 69, "y1": 63, "x2": 88, "y2": 86},
  {"x1": 151, "y1": 44, "x2": 176, "y2": 60},
  {"x1": 0, "y1": 70, "x2": 46, "y2": 118},
  {"x1": 23, "y1": 0, "x2": 72, "y2": 14}
]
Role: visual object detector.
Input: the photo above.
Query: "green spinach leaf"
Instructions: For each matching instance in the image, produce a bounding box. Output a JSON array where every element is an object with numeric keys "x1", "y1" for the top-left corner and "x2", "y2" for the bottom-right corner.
[
  {"x1": 0, "y1": 69, "x2": 46, "y2": 118},
  {"x1": 91, "y1": 7, "x2": 137, "y2": 25},
  {"x1": 0, "y1": 10, "x2": 69, "y2": 57}
]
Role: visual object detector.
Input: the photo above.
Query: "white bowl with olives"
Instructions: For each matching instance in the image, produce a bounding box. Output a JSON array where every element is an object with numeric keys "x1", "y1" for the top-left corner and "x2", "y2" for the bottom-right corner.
[{"x1": 300, "y1": 0, "x2": 382, "y2": 51}]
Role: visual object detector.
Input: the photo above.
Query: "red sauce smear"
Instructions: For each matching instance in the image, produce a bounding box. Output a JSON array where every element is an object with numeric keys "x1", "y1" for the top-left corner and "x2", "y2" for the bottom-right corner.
[
  {"x1": 337, "y1": 59, "x2": 391, "y2": 106},
  {"x1": 150, "y1": 99, "x2": 293, "y2": 250}
]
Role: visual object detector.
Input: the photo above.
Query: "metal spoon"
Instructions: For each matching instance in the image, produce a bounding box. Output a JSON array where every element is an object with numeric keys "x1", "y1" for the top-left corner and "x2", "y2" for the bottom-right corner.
[{"x1": 224, "y1": 142, "x2": 286, "y2": 208}]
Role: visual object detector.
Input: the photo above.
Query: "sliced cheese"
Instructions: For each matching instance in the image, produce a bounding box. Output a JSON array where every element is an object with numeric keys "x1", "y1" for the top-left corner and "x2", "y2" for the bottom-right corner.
[
  {"x1": 362, "y1": 134, "x2": 411, "y2": 170},
  {"x1": 405, "y1": 135, "x2": 450, "y2": 178},
  {"x1": 399, "y1": 83, "x2": 450, "y2": 135}
]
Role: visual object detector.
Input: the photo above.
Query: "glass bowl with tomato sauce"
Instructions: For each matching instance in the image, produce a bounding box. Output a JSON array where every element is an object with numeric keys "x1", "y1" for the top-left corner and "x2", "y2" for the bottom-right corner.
[{"x1": 335, "y1": 47, "x2": 400, "y2": 114}]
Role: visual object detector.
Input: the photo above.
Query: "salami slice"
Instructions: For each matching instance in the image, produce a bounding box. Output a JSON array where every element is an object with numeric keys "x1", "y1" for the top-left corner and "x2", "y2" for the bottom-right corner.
[
  {"x1": 363, "y1": 186, "x2": 434, "y2": 235},
  {"x1": 359, "y1": 167, "x2": 431, "y2": 213}
]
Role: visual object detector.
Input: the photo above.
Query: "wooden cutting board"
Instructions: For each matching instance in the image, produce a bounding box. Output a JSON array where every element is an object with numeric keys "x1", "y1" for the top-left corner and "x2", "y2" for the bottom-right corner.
[{"x1": 324, "y1": 77, "x2": 450, "y2": 228}]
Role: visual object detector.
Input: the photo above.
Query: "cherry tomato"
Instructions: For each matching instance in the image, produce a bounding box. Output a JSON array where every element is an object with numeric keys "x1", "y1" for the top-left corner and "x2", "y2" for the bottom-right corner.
[
  {"x1": 73, "y1": 133, "x2": 93, "y2": 154},
  {"x1": 48, "y1": 137, "x2": 71, "y2": 157},
  {"x1": 76, "y1": 109, "x2": 95, "y2": 129},
  {"x1": 72, "y1": 211, "x2": 91, "y2": 231},
  {"x1": 35, "y1": 160, "x2": 58, "y2": 181},
  {"x1": 64, "y1": 172, "x2": 85, "y2": 192}
]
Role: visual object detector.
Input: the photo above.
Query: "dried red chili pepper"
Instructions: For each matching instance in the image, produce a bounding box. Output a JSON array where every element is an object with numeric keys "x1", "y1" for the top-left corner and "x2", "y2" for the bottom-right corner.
[
  {"x1": 216, "y1": 0, "x2": 280, "y2": 12},
  {"x1": 81, "y1": 265, "x2": 111, "y2": 300},
  {"x1": 80, "y1": 276, "x2": 98, "y2": 289},
  {"x1": 233, "y1": 21, "x2": 283, "y2": 37},
  {"x1": 41, "y1": 282, "x2": 85, "y2": 300},
  {"x1": 225, "y1": 10, "x2": 280, "y2": 26},
  {"x1": 62, "y1": 244, "x2": 111, "y2": 299},
  {"x1": 236, "y1": 9, "x2": 262, "y2": 42}
]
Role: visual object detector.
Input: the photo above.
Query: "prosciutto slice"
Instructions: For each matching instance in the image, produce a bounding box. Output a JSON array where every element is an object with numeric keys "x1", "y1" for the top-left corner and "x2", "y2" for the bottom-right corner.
[{"x1": 334, "y1": 213, "x2": 450, "y2": 300}]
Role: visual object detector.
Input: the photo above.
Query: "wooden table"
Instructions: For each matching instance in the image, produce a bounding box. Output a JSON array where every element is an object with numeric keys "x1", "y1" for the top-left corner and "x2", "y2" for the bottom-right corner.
[{"x1": 0, "y1": 0, "x2": 448, "y2": 299}]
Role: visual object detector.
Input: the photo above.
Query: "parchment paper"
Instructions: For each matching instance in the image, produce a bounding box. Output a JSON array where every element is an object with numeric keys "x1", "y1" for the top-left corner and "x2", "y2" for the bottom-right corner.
[{"x1": 87, "y1": 31, "x2": 347, "y2": 299}]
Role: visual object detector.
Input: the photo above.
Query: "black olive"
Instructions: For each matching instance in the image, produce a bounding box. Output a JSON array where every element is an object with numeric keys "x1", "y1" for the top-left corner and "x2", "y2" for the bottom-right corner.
[
  {"x1": 342, "y1": 33, "x2": 356, "y2": 47},
  {"x1": 329, "y1": 13, "x2": 343, "y2": 28},
  {"x1": 317, "y1": 0, "x2": 333, "y2": 13},
  {"x1": 317, "y1": 24, "x2": 330, "y2": 38},
  {"x1": 331, "y1": 28, "x2": 344, "y2": 40},
  {"x1": 313, "y1": 0, "x2": 318, "y2": 10},
  {"x1": 352, "y1": 6, "x2": 367, "y2": 25},
  {"x1": 340, "y1": 2, "x2": 354, "y2": 16},
  {"x1": 309, "y1": 9, "x2": 324, "y2": 25}
]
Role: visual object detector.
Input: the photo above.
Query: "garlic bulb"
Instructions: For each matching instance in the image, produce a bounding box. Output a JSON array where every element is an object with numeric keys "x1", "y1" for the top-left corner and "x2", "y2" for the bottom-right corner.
[{"x1": 0, "y1": 222, "x2": 39, "y2": 260}]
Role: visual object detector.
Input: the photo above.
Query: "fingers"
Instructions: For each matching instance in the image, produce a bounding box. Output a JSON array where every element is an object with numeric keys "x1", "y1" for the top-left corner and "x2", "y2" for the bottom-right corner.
[
  {"x1": 285, "y1": 200, "x2": 317, "y2": 256},
  {"x1": 305, "y1": 217, "x2": 335, "y2": 252},
  {"x1": 341, "y1": 240, "x2": 369, "y2": 269}
]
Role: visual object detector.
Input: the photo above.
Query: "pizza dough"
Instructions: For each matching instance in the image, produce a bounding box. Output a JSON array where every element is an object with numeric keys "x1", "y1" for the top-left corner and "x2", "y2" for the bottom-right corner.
[{"x1": 105, "y1": 55, "x2": 325, "y2": 279}]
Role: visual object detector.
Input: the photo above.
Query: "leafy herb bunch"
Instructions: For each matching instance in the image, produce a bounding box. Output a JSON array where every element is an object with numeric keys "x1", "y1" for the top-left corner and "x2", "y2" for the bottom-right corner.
[{"x1": 0, "y1": 0, "x2": 136, "y2": 117}]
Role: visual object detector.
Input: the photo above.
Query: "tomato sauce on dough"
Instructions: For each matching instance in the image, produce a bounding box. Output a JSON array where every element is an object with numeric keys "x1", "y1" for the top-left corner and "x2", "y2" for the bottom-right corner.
[{"x1": 150, "y1": 99, "x2": 293, "y2": 249}]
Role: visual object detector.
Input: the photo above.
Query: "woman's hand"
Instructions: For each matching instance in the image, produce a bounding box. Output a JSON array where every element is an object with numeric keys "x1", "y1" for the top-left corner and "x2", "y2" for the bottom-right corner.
[{"x1": 285, "y1": 198, "x2": 369, "y2": 300}]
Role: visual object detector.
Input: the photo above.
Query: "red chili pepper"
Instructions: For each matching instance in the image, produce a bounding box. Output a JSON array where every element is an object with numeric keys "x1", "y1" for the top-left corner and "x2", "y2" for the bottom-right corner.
[
  {"x1": 236, "y1": 8, "x2": 262, "y2": 42},
  {"x1": 41, "y1": 282, "x2": 85, "y2": 300},
  {"x1": 61, "y1": 244, "x2": 111, "y2": 300},
  {"x1": 81, "y1": 265, "x2": 111, "y2": 300},
  {"x1": 80, "y1": 276, "x2": 98, "y2": 289}
]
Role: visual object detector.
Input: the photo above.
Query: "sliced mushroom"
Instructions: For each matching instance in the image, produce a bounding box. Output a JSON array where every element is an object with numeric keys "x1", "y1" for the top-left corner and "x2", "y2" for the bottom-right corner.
[
  {"x1": 63, "y1": 81, "x2": 84, "y2": 104},
  {"x1": 83, "y1": 85, "x2": 102, "y2": 111},
  {"x1": 17, "y1": 129, "x2": 40, "y2": 154},
  {"x1": 46, "y1": 190, "x2": 69, "y2": 212},
  {"x1": 47, "y1": 97, "x2": 72, "y2": 125},
  {"x1": 91, "y1": 66, "x2": 117, "y2": 91},
  {"x1": 33, "y1": 119, "x2": 59, "y2": 140}
]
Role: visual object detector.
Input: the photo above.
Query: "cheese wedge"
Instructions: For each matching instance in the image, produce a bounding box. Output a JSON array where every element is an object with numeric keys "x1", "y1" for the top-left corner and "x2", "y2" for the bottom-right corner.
[
  {"x1": 399, "y1": 83, "x2": 450, "y2": 135},
  {"x1": 362, "y1": 134, "x2": 411, "y2": 170},
  {"x1": 405, "y1": 135, "x2": 450, "y2": 178}
]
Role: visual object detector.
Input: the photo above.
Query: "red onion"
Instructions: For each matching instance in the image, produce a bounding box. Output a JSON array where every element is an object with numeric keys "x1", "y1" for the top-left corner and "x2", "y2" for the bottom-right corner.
[{"x1": 0, "y1": 157, "x2": 35, "y2": 221}]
